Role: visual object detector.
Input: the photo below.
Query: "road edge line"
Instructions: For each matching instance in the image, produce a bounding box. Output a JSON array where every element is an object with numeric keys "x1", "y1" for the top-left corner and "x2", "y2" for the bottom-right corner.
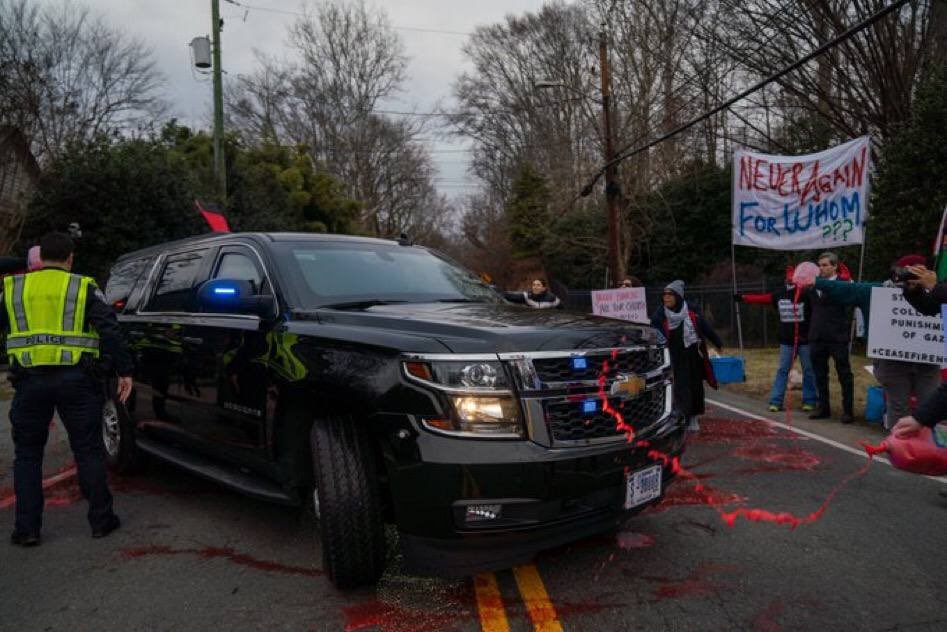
[{"x1": 706, "y1": 398, "x2": 947, "y2": 485}]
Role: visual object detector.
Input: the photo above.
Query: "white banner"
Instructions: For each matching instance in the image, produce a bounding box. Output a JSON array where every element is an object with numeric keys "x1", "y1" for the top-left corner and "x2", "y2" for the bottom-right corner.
[
  {"x1": 591, "y1": 287, "x2": 648, "y2": 323},
  {"x1": 732, "y1": 136, "x2": 871, "y2": 250},
  {"x1": 867, "y1": 287, "x2": 945, "y2": 365}
]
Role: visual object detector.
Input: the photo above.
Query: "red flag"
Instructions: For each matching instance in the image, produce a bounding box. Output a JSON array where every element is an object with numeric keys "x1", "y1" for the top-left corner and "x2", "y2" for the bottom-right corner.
[{"x1": 195, "y1": 200, "x2": 230, "y2": 233}]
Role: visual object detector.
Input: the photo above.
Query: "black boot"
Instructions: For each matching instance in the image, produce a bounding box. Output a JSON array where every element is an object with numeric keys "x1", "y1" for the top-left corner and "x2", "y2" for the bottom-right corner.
[
  {"x1": 10, "y1": 530, "x2": 40, "y2": 547},
  {"x1": 92, "y1": 515, "x2": 121, "y2": 539},
  {"x1": 808, "y1": 408, "x2": 831, "y2": 420}
]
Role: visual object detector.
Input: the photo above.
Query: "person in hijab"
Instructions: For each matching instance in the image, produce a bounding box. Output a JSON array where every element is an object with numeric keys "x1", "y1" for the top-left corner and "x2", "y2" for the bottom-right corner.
[{"x1": 651, "y1": 280, "x2": 723, "y2": 432}]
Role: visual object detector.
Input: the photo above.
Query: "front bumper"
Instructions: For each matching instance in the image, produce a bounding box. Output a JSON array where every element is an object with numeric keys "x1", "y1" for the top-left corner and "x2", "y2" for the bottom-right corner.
[{"x1": 385, "y1": 412, "x2": 687, "y2": 577}]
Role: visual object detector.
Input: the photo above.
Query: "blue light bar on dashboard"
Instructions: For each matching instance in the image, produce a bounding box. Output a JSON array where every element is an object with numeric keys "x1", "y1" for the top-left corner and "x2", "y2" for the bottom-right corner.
[
  {"x1": 214, "y1": 287, "x2": 237, "y2": 296},
  {"x1": 572, "y1": 357, "x2": 588, "y2": 371}
]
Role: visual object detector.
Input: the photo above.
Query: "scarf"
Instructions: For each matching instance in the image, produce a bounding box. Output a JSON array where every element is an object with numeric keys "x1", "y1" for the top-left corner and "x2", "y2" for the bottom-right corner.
[{"x1": 664, "y1": 300, "x2": 699, "y2": 348}]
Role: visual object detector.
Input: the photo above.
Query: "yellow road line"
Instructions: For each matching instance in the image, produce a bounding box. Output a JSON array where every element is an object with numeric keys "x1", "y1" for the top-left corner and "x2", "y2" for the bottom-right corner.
[
  {"x1": 512, "y1": 564, "x2": 563, "y2": 632},
  {"x1": 474, "y1": 572, "x2": 510, "y2": 632}
]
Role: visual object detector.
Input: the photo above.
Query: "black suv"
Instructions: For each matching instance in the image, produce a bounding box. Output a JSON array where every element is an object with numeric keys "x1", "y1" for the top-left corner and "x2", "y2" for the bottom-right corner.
[{"x1": 102, "y1": 232, "x2": 686, "y2": 588}]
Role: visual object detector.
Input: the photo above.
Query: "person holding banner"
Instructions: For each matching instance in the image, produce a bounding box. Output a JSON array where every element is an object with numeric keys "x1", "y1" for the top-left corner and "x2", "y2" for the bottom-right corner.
[
  {"x1": 651, "y1": 280, "x2": 723, "y2": 433},
  {"x1": 734, "y1": 266, "x2": 817, "y2": 413},
  {"x1": 808, "y1": 254, "x2": 941, "y2": 431}
]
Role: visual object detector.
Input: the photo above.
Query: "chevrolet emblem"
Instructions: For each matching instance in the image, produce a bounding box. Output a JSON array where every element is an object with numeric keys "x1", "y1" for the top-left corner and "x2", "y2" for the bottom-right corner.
[{"x1": 610, "y1": 374, "x2": 646, "y2": 398}]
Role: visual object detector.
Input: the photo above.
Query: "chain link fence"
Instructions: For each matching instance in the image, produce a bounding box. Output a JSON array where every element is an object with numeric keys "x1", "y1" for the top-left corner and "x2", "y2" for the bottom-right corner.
[{"x1": 564, "y1": 281, "x2": 785, "y2": 348}]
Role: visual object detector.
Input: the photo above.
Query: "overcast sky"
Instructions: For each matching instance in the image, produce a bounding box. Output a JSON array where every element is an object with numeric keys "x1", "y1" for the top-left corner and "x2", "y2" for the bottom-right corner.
[{"x1": 79, "y1": 0, "x2": 554, "y2": 199}]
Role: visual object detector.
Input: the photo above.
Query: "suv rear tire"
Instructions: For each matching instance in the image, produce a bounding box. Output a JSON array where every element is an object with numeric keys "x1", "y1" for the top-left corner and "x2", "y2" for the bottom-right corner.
[
  {"x1": 102, "y1": 382, "x2": 141, "y2": 473},
  {"x1": 310, "y1": 415, "x2": 386, "y2": 588}
]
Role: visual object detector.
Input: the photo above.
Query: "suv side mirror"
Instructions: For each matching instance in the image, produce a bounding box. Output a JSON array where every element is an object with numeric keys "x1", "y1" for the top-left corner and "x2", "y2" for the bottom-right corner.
[{"x1": 197, "y1": 279, "x2": 275, "y2": 317}]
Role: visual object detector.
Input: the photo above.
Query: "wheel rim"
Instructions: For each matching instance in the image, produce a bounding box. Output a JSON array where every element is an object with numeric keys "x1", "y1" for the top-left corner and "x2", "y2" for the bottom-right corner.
[{"x1": 102, "y1": 400, "x2": 121, "y2": 458}]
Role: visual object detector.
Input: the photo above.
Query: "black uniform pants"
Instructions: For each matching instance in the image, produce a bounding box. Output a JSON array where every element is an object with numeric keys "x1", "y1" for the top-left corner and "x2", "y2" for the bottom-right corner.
[
  {"x1": 9, "y1": 367, "x2": 114, "y2": 535},
  {"x1": 811, "y1": 341, "x2": 854, "y2": 415}
]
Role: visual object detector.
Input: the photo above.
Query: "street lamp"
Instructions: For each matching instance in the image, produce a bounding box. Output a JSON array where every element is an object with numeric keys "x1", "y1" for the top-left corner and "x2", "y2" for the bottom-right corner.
[{"x1": 533, "y1": 30, "x2": 622, "y2": 286}]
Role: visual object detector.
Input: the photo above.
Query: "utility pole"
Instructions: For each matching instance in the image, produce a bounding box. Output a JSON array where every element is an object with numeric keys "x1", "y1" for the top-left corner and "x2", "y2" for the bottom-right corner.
[
  {"x1": 598, "y1": 27, "x2": 622, "y2": 286},
  {"x1": 211, "y1": 0, "x2": 227, "y2": 203}
]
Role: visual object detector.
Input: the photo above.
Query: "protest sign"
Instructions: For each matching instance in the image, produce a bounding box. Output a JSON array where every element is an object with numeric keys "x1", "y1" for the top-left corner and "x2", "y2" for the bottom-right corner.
[
  {"x1": 867, "y1": 287, "x2": 944, "y2": 365},
  {"x1": 732, "y1": 136, "x2": 871, "y2": 250},
  {"x1": 591, "y1": 287, "x2": 648, "y2": 323}
]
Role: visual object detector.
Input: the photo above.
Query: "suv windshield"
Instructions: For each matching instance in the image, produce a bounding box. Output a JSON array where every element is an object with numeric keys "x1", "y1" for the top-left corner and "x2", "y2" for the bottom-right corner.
[{"x1": 273, "y1": 241, "x2": 502, "y2": 308}]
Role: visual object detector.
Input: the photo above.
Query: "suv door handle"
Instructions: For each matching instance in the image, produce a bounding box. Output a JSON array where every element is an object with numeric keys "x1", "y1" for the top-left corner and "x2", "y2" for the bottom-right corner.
[{"x1": 182, "y1": 336, "x2": 204, "y2": 345}]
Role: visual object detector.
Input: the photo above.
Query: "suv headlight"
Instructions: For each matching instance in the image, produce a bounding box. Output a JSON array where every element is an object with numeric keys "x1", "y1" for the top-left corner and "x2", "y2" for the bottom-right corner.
[{"x1": 403, "y1": 359, "x2": 523, "y2": 438}]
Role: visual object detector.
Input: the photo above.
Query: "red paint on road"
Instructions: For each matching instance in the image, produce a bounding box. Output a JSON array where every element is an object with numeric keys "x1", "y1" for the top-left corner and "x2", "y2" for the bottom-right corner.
[
  {"x1": 647, "y1": 563, "x2": 740, "y2": 601},
  {"x1": 120, "y1": 544, "x2": 322, "y2": 577},
  {"x1": 44, "y1": 483, "x2": 83, "y2": 507},
  {"x1": 615, "y1": 531, "x2": 655, "y2": 550},
  {"x1": 649, "y1": 483, "x2": 746, "y2": 513},
  {"x1": 753, "y1": 599, "x2": 785, "y2": 632},
  {"x1": 689, "y1": 417, "x2": 779, "y2": 443},
  {"x1": 0, "y1": 463, "x2": 78, "y2": 509},
  {"x1": 718, "y1": 446, "x2": 880, "y2": 529},
  {"x1": 731, "y1": 445, "x2": 822, "y2": 472},
  {"x1": 342, "y1": 598, "x2": 471, "y2": 632}
]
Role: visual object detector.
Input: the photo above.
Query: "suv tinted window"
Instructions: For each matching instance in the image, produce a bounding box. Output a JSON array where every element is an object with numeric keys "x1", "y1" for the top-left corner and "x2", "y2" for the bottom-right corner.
[
  {"x1": 105, "y1": 257, "x2": 152, "y2": 305},
  {"x1": 215, "y1": 251, "x2": 267, "y2": 294},
  {"x1": 273, "y1": 242, "x2": 500, "y2": 307},
  {"x1": 145, "y1": 250, "x2": 209, "y2": 312}
]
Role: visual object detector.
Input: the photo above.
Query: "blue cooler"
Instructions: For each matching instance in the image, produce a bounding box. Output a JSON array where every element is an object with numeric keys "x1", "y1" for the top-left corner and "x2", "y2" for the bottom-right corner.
[
  {"x1": 710, "y1": 356, "x2": 745, "y2": 384},
  {"x1": 865, "y1": 386, "x2": 886, "y2": 424}
]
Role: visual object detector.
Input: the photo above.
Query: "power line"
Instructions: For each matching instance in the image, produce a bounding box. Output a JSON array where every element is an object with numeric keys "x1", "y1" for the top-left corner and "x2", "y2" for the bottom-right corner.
[
  {"x1": 221, "y1": 0, "x2": 471, "y2": 36},
  {"x1": 576, "y1": 0, "x2": 913, "y2": 198}
]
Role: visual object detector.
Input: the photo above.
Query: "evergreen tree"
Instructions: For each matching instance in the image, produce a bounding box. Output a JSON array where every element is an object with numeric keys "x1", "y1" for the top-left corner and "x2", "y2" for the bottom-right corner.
[
  {"x1": 867, "y1": 64, "x2": 947, "y2": 277},
  {"x1": 505, "y1": 163, "x2": 550, "y2": 260}
]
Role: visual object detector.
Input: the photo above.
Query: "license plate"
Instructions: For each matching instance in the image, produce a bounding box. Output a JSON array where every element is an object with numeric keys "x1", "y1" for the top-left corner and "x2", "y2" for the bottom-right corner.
[{"x1": 624, "y1": 464, "x2": 663, "y2": 509}]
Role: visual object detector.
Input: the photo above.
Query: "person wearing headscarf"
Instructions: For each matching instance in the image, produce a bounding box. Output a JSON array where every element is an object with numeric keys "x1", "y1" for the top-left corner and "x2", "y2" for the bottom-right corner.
[{"x1": 651, "y1": 280, "x2": 723, "y2": 432}]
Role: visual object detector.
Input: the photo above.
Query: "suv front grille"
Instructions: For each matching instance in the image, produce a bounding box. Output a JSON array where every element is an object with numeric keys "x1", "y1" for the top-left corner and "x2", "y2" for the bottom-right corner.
[
  {"x1": 544, "y1": 388, "x2": 667, "y2": 442},
  {"x1": 532, "y1": 348, "x2": 660, "y2": 383}
]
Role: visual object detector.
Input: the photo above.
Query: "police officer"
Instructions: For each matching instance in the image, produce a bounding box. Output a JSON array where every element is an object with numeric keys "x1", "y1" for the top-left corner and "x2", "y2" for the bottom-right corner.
[{"x1": 2, "y1": 232, "x2": 133, "y2": 546}]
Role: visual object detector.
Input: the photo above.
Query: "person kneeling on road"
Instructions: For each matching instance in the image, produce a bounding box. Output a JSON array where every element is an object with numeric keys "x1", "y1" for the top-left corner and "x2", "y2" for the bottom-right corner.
[{"x1": 2, "y1": 232, "x2": 134, "y2": 547}]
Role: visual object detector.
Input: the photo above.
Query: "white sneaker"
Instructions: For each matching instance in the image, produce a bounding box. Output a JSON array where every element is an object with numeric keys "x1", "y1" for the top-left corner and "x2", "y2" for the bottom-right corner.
[{"x1": 687, "y1": 417, "x2": 700, "y2": 432}]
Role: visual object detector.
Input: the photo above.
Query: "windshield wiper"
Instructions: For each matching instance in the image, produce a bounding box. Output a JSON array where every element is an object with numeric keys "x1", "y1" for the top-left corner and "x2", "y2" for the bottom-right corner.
[{"x1": 319, "y1": 299, "x2": 408, "y2": 310}]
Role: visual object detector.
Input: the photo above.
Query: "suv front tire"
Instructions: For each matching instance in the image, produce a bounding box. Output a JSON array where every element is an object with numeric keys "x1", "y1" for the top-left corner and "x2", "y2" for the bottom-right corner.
[{"x1": 310, "y1": 415, "x2": 386, "y2": 588}]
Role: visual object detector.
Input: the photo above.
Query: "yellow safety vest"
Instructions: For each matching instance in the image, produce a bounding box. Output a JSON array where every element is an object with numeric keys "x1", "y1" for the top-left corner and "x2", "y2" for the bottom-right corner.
[{"x1": 3, "y1": 269, "x2": 101, "y2": 367}]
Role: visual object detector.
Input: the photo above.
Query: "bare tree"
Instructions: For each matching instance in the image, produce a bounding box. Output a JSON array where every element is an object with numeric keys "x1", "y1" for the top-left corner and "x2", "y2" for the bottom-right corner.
[
  {"x1": 0, "y1": 0, "x2": 164, "y2": 160},
  {"x1": 716, "y1": 0, "x2": 935, "y2": 144},
  {"x1": 451, "y1": 3, "x2": 599, "y2": 203},
  {"x1": 451, "y1": 1, "x2": 722, "y2": 275},
  {"x1": 227, "y1": 0, "x2": 446, "y2": 240}
]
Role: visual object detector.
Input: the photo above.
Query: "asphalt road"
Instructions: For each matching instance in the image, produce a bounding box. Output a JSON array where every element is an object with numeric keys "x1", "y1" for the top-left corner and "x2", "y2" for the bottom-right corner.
[{"x1": 1, "y1": 392, "x2": 945, "y2": 632}]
